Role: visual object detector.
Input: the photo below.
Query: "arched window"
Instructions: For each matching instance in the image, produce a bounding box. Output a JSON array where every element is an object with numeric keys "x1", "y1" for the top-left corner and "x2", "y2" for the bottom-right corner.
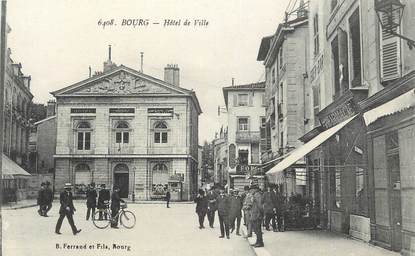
[
  {"x1": 153, "y1": 163, "x2": 168, "y2": 172},
  {"x1": 152, "y1": 163, "x2": 169, "y2": 194},
  {"x1": 154, "y1": 121, "x2": 168, "y2": 144},
  {"x1": 76, "y1": 121, "x2": 91, "y2": 150},
  {"x1": 115, "y1": 121, "x2": 129, "y2": 144}
]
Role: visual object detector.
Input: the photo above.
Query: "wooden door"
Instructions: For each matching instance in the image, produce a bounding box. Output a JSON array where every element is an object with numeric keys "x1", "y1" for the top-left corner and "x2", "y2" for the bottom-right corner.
[{"x1": 388, "y1": 154, "x2": 402, "y2": 252}]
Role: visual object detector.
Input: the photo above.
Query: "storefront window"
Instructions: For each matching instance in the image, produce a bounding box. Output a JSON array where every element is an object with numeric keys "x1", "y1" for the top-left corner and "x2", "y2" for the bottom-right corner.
[
  {"x1": 355, "y1": 167, "x2": 368, "y2": 215},
  {"x1": 335, "y1": 168, "x2": 341, "y2": 209}
]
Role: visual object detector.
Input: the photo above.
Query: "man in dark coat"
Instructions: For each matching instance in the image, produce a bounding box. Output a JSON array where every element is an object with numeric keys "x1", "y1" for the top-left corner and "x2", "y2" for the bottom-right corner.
[
  {"x1": 217, "y1": 188, "x2": 230, "y2": 239},
  {"x1": 263, "y1": 186, "x2": 277, "y2": 231},
  {"x1": 165, "y1": 190, "x2": 171, "y2": 208},
  {"x1": 86, "y1": 182, "x2": 97, "y2": 221},
  {"x1": 43, "y1": 181, "x2": 54, "y2": 217},
  {"x1": 97, "y1": 184, "x2": 110, "y2": 220},
  {"x1": 250, "y1": 183, "x2": 264, "y2": 247},
  {"x1": 229, "y1": 189, "x2": 243, "y2": 236},
  {"x1": 110, "y1": 186, "x2": 125, "y2": 228},
  {"x1": 37, "y1": 182, "x2": 47, "y2": 216},
  {"x1": 55, "y1": 183, "x2": 81, "y2": 235},
  {"x1": 194, "y1": 189, "x2": 208, "y2": 229},
  {"x1": 206, "y1": 187, "x2": 217, "y2": 228}
]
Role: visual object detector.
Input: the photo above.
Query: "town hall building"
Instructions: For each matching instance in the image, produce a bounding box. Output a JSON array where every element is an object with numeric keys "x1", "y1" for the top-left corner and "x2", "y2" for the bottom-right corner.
[{"x1": 51, "y1": 55, "x2": 201, "y2": 201}]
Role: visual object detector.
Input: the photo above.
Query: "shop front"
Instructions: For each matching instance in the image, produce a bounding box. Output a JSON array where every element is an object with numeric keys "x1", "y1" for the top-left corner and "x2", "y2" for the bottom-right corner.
[
  {"x1": 363, "y1": 83, "x2": 415, "y2": 255},
  {"x1": 2, "y1": 154, "x2": 31, "y2": 203}
]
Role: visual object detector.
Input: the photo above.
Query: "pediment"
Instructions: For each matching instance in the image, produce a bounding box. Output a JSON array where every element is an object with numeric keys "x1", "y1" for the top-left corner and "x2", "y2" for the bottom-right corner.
[{"x1": 60, "y1": 68, "x2": 184, "y2": 96}]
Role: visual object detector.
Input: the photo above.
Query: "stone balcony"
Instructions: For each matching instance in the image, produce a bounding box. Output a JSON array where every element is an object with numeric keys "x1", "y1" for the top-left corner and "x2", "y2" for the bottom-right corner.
[{"x1": 235, "y1": 131, "x2": 260, "y2": 143}]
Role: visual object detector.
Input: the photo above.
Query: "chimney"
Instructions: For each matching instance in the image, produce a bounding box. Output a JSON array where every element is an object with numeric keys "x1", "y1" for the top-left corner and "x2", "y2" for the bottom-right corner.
[
  {"x1": 46, "y1": 100, "x2": 56, "y2": 117},
  {"x1": 140, "y1": 52, "x2": 144, "y2": 73},
  {"x1": 164, "y1": 64, "x2": 180, "y2": 86},
  {"x1": 103, "y1": 45, "x2": 117, "y2": 72}
]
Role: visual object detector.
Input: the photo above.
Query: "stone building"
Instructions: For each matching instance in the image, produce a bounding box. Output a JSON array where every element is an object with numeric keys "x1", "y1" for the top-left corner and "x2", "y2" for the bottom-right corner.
[
  {"x1": 51, "y1": 56, "x2": 201, "y2": 201},
  {"x1": 28, "y1": 100, "x2": 57, "y2": 174},
  {"x1": 2, "y1": 24, "x2": 32, "y2": 202},
  {"x1": 212, "y1": 127, "x2": 228, "y2": 186},
  {"x1": 264, "y1": 0, "x2": 415, "y2": 254},
  {"x1": 257, "y1": 4, "x2": 310, "y2": 196},
  {"x1": 222, "y1": 82, "x2": 267, "y2": 190}
]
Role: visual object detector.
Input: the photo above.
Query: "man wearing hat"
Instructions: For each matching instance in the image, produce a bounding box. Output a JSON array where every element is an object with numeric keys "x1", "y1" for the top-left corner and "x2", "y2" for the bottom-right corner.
[
  {"x1": 55, "y1": 183, "x2": 81, "y2": 235},
  {"x1": 250, "y1": 180, "x2": 264, "y2": 247},
  {"x1": 110, "y1": 186, "x2": 125, "y2": 228},
  {"x1": 86, "y1": 182, "x2": 97, "y2": 221},
  {"x1": 217, "y1": 188, "x2": 231, "y2": 239},
  {"x1": 97, "y1": 184, "x2": 110, "y2": 220},
  {"x1": 44, "y1": 181, "x2": 54, "y2": 217},
  {"x1": 229, "y1": 188, "x2": 243, "y2": 236},
  {"x1": 206, "y1": 187, "x2": 218, "y2": 228},
  {"x1": 37, "y1": 182, "x2": 47, "y2": 216}
]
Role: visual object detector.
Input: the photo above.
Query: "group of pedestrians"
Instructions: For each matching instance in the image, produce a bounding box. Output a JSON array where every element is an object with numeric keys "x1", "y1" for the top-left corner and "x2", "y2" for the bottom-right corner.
[
  {"x1": 193, "y1": 180, "x2": 285, "y2": 248},
  {"x1": 37, "y1": 181, "x2": 125, "y2": 235}
]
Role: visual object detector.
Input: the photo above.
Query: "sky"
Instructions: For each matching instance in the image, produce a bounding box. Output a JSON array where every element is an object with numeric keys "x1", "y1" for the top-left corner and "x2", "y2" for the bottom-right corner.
[{"x1": 6, "y1": 0, "x2": 291, "y2": 143}]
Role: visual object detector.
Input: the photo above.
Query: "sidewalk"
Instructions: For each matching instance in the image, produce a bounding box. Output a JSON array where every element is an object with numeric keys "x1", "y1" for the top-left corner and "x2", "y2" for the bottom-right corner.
[
  {"x1": 241, "y1": 226, "x2": 399, "y2": 256},
  {"x1": 1, "y1": 199, "x2": 193, "y2": 210},
  {"x1": 2, "y1": 199, "x2": 37, "y2": 210}
]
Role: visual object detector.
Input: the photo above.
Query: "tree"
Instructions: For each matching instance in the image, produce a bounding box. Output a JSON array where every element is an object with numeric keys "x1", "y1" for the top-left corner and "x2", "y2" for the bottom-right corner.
[{"x1": 29, "y1": 102, "x2": 47, "y2": 123}]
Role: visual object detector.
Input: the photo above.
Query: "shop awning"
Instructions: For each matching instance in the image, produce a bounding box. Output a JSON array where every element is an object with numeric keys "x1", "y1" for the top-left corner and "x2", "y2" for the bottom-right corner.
[
  {"x1": 1, "y1": 154, "x2": 31, "y2": 179},
  {"x1": 363, "y1": 88, "x2": 415, "y2": 126},
  {"x1": 266, "y1": 115, "x2": 358, "y2": 180}
]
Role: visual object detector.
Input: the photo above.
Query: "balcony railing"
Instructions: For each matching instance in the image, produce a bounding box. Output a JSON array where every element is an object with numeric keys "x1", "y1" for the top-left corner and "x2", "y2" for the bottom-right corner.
[{"x1": 235, "y1": 131, "x2": 260, "y2": 143}]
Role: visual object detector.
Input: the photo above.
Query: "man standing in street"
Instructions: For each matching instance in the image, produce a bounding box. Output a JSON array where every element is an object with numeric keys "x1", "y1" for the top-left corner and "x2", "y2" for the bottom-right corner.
[
  {"x1": 217, "y1": 188, "x2": 230, "y2": 239},
  {"x1": 37, "y1": 182, "x2": 46, "y2": 216},
  {"x1": 194, "y1": 189, "x2": 208, "y2": 229},
  {"x1": 110, "y1": 186, "x2": 125, "y2": 229},
  {"x1": 206, "y1": 187, "x2": 217, "y2": 228},
  {"x1": 229, "y1": 188, "x2": 243, "y2": 236},
  {"x1": 86, "y1": 182, "x2": 97, "y2": 221},
  {"x1": 250, "y1": 181, "x2": 264, "y2": 247},
  {"x1": 97, "y1": 184, "x2": 110, "y2": 220},
  {"x1": 55, "y1": 183, "x2": 81, "y2": 235},
  {"x1": 242, "y1": 186, "x2": 253, "y2": 237},
  {"x1": 165, "y1": 189, "x2": 171, "y2": 208},
  {"x1": 43, "y1": 181, "x2": 54, "y2": 217}
]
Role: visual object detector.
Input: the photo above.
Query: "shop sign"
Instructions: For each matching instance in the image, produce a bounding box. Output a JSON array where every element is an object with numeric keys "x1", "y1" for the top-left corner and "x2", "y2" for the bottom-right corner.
[
  {"x1": 109, "y1": 108, "x2": 135, "y2": 114},
  {"x1": 148, "y1": 108, "x2": 174, "y2": 116},
  {"x1": 148, "y1": 108, "x2": 173, "y2": 114},
  {"x1": 319, "y1": 101, "x2": 356, "y2": 129},
  {"x1": 70, "y1": 108, "x2": 96, "y2": 114}
]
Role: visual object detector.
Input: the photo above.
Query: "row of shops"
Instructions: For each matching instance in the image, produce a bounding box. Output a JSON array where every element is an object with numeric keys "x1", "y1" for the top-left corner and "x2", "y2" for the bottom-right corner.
[{"x1": 264, "y1": 72, "x2": 415, "y2": 254}]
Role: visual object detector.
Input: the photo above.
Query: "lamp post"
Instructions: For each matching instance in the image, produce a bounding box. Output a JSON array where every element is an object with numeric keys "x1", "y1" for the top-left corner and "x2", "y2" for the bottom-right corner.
[{"x1": 375, "y1": 0, "x2": 415, "y2": 49}]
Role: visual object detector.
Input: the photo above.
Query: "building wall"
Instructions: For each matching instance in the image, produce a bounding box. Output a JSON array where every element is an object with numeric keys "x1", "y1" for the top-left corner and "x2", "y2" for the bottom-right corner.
[
  {"x1": 36, "y1": 117, "x2": 56, "y2": 173},
  {"x1": 226, "y1": 89, "x2": 265, "y2": 170}
]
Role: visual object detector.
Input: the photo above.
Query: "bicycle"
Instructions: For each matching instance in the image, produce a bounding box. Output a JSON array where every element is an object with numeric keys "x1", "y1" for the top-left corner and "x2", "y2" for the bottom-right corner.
[{"x1": 92, "y1": 202, "x2": 136, "y2": 229}]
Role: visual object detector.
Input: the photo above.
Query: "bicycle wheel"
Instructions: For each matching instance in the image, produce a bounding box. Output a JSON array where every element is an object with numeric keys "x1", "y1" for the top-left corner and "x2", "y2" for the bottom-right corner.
[
  {"x1": 120, "y1": 210, "x2": 136, "y2": 229},
  {"x1": 93, "y1": 210, "x2": 110, "y2": 229}
]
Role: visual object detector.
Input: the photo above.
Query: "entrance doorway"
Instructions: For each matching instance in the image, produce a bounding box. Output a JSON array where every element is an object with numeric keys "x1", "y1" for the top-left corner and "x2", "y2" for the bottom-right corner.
[
  {"x1": 114, "y1": 164, "x2": 129, "y2": 198},
  {"x1": 388, "y1": 154, "x2": 402, "y2": 252}
]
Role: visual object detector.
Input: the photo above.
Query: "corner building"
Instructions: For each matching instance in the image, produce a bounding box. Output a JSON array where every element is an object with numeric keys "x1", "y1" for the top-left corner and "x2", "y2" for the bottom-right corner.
[{"x1": 51, "y1": 63, "x2": 201, "y2": 201}]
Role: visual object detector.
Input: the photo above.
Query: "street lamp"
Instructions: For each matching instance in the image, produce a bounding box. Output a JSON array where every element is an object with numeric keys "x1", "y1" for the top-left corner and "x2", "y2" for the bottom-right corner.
[{"x1": 375, "y1": 0, "x2": 415, "y2": 49}]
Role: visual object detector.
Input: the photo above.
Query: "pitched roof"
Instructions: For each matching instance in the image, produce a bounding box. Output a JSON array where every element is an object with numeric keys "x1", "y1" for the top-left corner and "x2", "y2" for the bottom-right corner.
[{"x1": 50, "y1": 64, "x2": 202, "y2": 114}]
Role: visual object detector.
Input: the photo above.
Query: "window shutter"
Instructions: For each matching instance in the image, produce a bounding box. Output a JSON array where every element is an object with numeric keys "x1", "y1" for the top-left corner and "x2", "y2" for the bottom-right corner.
[
  {"x1": 248, "y1": 93, "x2": 253, "y2": 106},
  {"x1": 379, "y1": 13, "x2": 401, "y2": 82},
  {"x1": 233, "y1": 94, "x2": 238, "y2": 107},
  {"x1": 338, "y1": 28, "x2": 349, "y2": 92}
]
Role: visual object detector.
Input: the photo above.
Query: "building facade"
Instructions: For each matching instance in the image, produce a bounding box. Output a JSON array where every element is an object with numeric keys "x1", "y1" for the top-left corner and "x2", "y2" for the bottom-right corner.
[
  {"x1": 212, "y1": 127, "x2": 228, "y2": 186},
  {"x1": 51, "y1": 59, "x2": 201, "y2": 201},
  {"x1": 2, "y1": 24, "x2": 33, "y2": 203},
  {"x1": 286, "y1": 0, "x2": 415, "y2": 254},
  {"x1": 257, "y1": 7, "x2": 311, "y2": 196},
  {"x1": 222, "y1": 82, "x2": 266, "y2": 190}
]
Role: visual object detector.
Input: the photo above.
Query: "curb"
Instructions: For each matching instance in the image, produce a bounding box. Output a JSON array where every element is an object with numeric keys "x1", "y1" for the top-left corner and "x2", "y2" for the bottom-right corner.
[
  {"x1": 2, "y1": 204, "x2": 38, "y2": 210},
  {"x1": 240, "y1": 225, "x2": 271, "y2": 256}
]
